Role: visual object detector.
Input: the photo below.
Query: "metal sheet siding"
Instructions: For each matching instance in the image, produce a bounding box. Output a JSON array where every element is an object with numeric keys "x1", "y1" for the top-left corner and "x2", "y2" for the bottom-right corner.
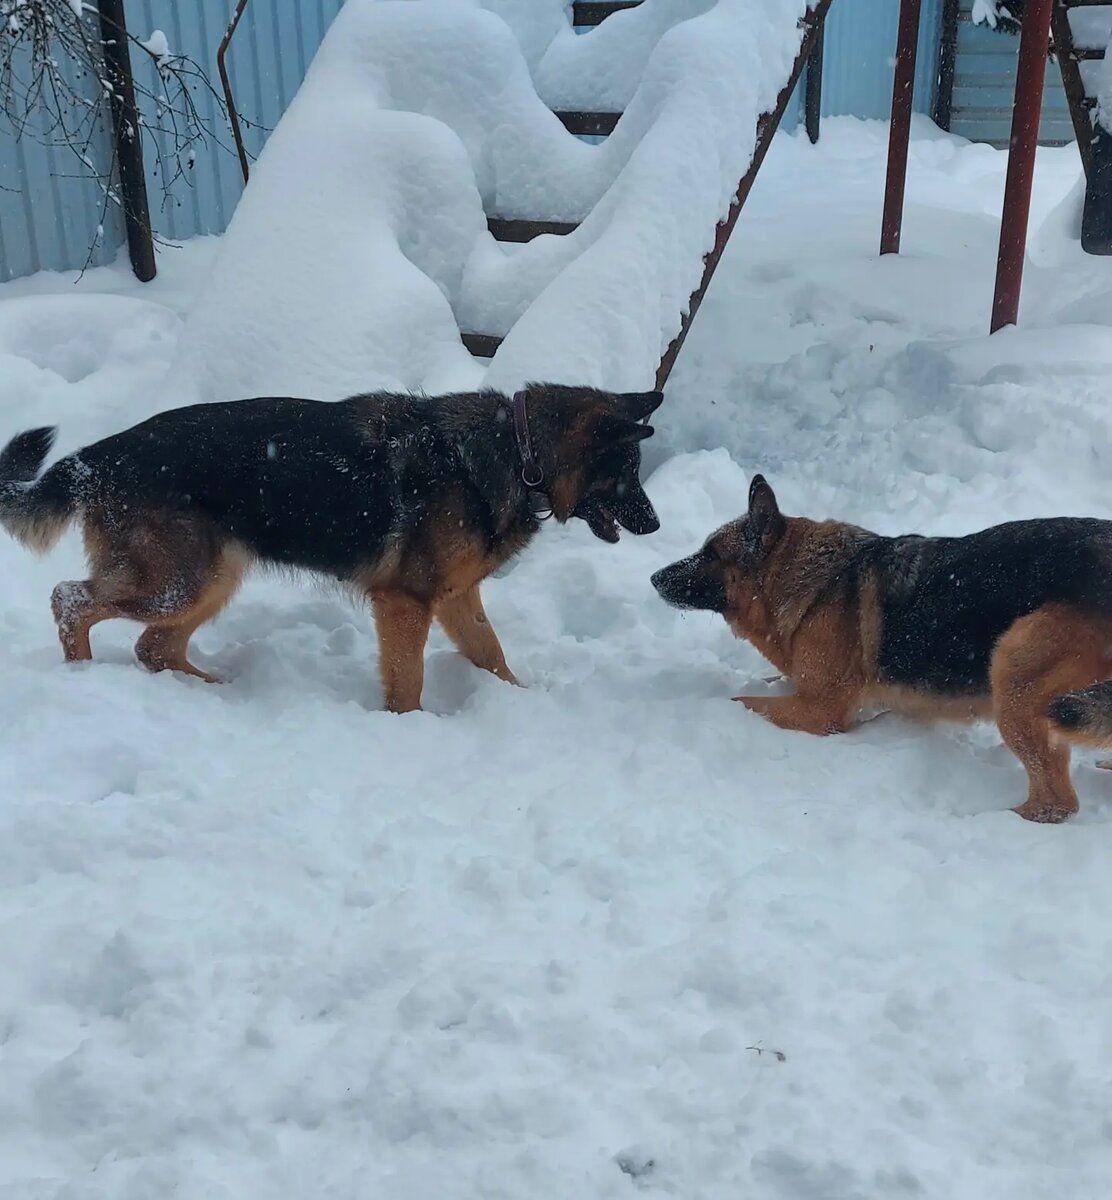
[
  {"x1": 781, "y1": 0, "x2": 944, "y2": 133},
  {"x1": 949, "y1": 1, "x2": 1075, "y2": 146},
  {"x1": 0, "y1": 43, "x2": 125, "y2": 282},
  {"x1": 125, "y1": 0, "x2": 345, "y2": 243}
]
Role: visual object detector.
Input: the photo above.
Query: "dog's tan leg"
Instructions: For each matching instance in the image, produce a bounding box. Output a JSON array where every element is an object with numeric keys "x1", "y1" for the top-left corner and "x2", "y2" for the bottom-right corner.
[
  {"x1": 136, "y1": 626, "x2": 221, "y2": 682},
  {"x1": 435, "y1": 586, "x2": 518, "y2": 686},
  {"x1": 373, "y1": 592, "x2": 432, "y2": 713},
  {"x1": 51, "y1": 580, "x2": 117, "y2": 662},
  {"x1": 991, "y1": 605, "x2": 1112, "y2": 823},
  {"x1": 735, "y1": 691, "x2": 857, "y2": 736},
  {"x1": 133, "y1": 558, "x2": 244, "y2": 683}
]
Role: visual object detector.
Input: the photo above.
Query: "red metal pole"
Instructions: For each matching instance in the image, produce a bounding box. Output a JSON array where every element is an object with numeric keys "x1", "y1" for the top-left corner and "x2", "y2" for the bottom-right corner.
[
  {"x1": 990, "y1": 0, "x2": 1054, "y2": 332},
  {"x1": 880, "y1": 0, "x2": 923, "y2": 255},
  {"x1": 218, "y1": 0, "x2": 253, "y2": 185}
]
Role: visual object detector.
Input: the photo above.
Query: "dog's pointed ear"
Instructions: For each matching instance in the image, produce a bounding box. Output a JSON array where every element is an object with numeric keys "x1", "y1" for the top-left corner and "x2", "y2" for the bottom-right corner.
[
  {"x1": 747, "y1": 474, "x2": 784, "y2": 547},
  {"x1": 596, "y1": 414, "x2": 655, "y2": 444},
  {"x1": 619, "y1": 390, "x2": 664, "y2": 422}
]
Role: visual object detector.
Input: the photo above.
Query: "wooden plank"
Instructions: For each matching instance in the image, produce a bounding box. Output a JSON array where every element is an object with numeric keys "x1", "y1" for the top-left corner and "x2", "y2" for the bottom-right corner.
[
  {"x1": 487, "y1": 217, "x2": 578, "y2": 242},
  {"x1": 460, "y1": 332, "x2": 503, "y2": 358},
  {"x1": 554, "y1": 110, "x2": 622, "y2": 136},
  {"x1": 1052, "y1": 1, "x2": 1096, "y2": 174},
  {"x1": 572, "y1": 1, "x2": 642, "y2": 25},
  {"x1": 1081, "y1": 122, "x2": 1112, "y2": 254},
  {"x1": 935, "y1": 0, "x2": 961, "y2": 129},
  {"x1": 804, "y1": 23, "x2": 825, "y2": 143}
]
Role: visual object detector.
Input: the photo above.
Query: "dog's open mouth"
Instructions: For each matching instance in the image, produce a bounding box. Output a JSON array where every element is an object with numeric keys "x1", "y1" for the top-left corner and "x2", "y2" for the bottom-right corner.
[{"x1": 585, "y1": 504, "x2": 620, "y2": 543}]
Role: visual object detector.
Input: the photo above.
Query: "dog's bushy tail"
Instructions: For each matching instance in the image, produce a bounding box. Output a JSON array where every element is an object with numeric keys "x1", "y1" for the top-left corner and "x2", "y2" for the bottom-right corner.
[
  {"x1": 0, "y1": 426, "x2": 78, "y2": 553},
  {"x1": 1048, "y1": 683, "x2": 1112, "y2": 743}
]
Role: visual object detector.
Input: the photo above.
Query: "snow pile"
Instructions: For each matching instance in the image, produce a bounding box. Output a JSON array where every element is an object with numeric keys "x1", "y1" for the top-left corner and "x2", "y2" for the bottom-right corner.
[
  {"x1": 1069, "y1": 5, "x2": 1112, "y2": 52},
  {"x1": 175, "y1": 0, "x2": 810, "y2": 401},
  {"x1": 1068, "y1": 6, "x2": 1112, "y2": 135},
  {"x1": 3, "y1": 122, "x2": 1112, "y2": 1198},
  {"x1": 971, "y1": 0, "x2": 1021, "y2": 30}
]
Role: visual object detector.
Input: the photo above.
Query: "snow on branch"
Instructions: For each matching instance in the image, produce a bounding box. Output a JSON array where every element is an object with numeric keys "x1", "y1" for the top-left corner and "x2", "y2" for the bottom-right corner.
[
  {"x1": 971, "y1": 0, "x2": 1025, "y2": 35},
  {"x1": 0, "y1": 0, "x2": 254, "y2": 261}
]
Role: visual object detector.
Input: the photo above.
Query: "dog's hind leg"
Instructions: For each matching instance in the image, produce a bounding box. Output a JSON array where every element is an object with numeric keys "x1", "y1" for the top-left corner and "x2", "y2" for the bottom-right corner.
[
  {"x1": 373, "y1": 591, "x2": 432, "y2": 713},
  {"x1": 51, "y1": 579, "x2": 121, "y2": 662},
  {"x1": 133, "y1": 550, "x2": 246, "y2": 683},
  {"x1": 54, "y1": 508, "x2": 244, "y2": 677},
  {"x1": 991, "y1": 604, "x2": 1112, "y2": 823},
  {"x1": 735, "y1": 691, "x2": 857, "y2": 735},
  {"x1": 435, "y1": 586, "x2": 518, "y2": 687}
]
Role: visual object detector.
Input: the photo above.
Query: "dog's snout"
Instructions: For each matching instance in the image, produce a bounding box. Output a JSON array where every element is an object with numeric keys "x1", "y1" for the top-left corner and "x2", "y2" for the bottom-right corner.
[{"x1": 651, "y1": 554, "x2": 727, "y2": 613}]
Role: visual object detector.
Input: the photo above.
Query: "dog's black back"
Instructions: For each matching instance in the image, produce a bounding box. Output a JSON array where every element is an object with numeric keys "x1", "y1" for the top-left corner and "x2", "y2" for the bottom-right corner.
[
  {"x1": 67, "y1": 394, "x2": 497, "y2": 576},
  {"x1": 869, "y1": 518, "x2": 1112, "y2": 695}
]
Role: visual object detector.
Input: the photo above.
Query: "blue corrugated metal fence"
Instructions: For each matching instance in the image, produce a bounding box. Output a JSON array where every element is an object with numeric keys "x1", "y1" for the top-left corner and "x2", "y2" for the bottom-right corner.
[{"x1": 1, "y1": 0, "x2": 949, "y2": 283}]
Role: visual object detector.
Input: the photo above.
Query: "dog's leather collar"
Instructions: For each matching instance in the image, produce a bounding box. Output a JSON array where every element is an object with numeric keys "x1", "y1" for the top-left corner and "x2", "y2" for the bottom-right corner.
[{"x1": 512, "y1": 389, "x2": 544, "y2": 490}]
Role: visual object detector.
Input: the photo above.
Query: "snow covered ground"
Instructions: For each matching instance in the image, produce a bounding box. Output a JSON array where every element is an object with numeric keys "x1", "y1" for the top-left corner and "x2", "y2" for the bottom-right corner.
[{"x1": 2, "y1": 120, "x2": 1112, "y2": 1198}]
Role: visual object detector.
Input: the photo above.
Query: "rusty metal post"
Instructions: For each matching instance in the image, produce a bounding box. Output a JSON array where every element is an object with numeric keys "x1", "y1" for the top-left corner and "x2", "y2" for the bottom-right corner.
[
  {"x1": 990, "y1": 0, "x2": 1054, "y2": 332},
  {"x1": 880, "y1": 0, "x2": 923, "y2": 255},
  {"x1": 218, "y1": 0, "x2": 253, "y2": 184}
]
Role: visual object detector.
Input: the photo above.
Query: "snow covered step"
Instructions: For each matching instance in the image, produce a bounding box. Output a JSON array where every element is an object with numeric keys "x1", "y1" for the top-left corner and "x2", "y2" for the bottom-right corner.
[
  {"x1": 486, "y1": 217, "x2": 578, "y2": 242},
  {"x1": 572, "y1": 1, "x2": 643, "y2": 25},
  {"x1": 554, "y1": 110, "x2": 622, "y2": 136}
]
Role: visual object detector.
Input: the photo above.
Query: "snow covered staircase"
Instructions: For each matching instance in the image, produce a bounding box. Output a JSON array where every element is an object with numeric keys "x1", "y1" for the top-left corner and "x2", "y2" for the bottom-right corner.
[
  {"x1": 1052, "y1": 0, "x2": 1112, "y2": 253},
  {"x1": 463, "y1": 0, "x2": 834, "y2": 384},
  {"x1": 481, "y1": 2, "x2": 633, "y2": 251},
  {"x1": 465, "y1": 0, "x2": 636, "y2": 353}
]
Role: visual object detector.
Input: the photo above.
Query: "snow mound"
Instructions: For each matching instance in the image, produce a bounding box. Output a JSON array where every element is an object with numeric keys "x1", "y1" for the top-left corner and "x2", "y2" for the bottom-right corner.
[
  {"x1": 176, "y1": 0, "x2": 810, "y2": 400},
  {"x1": 3, "y1": 119, "x2": 1112, "y2": 1200}
]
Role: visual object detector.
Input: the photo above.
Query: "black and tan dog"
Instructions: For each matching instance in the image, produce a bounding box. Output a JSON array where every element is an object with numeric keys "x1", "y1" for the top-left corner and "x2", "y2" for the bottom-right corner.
[
  {"x1": 652, "y1": 475, "x2": 1112, "y2": 823},
  {"x1": 0, "y1": 383, "x2": 662, "y2": 711}
]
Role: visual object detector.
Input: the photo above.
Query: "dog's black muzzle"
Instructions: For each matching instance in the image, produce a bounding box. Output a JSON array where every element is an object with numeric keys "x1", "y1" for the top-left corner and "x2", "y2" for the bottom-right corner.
[{"x1": 651, "y1": 553, "x2": 727, "y2": 613}]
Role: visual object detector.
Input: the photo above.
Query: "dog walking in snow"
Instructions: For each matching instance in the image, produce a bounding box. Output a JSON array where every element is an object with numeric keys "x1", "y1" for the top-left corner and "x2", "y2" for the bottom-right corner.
[
  {"x1": 0, "y1": 383, "x2": 662, "y2": 712},
  {"x1": 652, "y1": 475, "x2": 1112, "y2": 823}
]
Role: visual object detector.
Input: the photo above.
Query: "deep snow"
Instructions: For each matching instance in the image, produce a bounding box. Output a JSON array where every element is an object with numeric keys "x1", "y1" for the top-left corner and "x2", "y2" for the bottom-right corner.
[{"x1": 3, "y1": 121, "x2": 1112, "y2": 1199}]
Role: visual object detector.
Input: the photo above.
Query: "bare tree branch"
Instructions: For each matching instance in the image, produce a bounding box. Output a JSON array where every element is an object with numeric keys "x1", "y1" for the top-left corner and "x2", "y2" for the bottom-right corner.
[{"x1": 1, "y1": 0, "x2": 260, "y2": 261}]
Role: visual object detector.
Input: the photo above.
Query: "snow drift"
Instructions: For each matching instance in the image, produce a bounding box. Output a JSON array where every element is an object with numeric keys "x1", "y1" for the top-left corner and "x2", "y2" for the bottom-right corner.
[{"x1": 176, "y1": 0, "x2": 811, "y2": 400}]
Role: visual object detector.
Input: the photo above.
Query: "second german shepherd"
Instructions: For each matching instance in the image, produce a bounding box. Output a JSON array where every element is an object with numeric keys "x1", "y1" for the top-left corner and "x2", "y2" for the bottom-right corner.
[
  {"x1": 0, "y1": 383, "x2": 662, "y2": 712},
  {"x1": 652, "y1": 475, "x2": 1112, "y2": 823}
]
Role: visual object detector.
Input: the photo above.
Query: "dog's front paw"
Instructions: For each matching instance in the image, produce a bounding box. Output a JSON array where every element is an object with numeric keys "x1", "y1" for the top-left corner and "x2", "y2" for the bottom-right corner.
[{"x1": 1012, "y1": 797, "x2": 1078, "y2": 824}]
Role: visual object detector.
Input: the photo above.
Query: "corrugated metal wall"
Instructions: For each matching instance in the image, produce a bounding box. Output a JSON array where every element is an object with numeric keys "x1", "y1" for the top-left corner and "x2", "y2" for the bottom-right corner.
[
  {"x1": 0, "y1": 44, "x2": 125, "y2": 281},
  {"x1": 127, "y1": 0, "x2": 344, "y2": 243},
  {"x1": 1, "y1": 1, "x2": 950, "y2": 284},
  {"x1": 0, "y1": 0, "x2": 343, "y2": 282},
  {"x1": 816, "y1": 0, "x2": 943, "y2": 123},
  {"x1": 948, "y1": 0, "x2": 1074, "y2": 147}
]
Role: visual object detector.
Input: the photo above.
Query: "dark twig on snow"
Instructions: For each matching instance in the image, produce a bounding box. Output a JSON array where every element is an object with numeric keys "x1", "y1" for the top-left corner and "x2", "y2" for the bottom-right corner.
[{"x1": 746, "y1": 1043, "x2": 788, "y2": 1062}]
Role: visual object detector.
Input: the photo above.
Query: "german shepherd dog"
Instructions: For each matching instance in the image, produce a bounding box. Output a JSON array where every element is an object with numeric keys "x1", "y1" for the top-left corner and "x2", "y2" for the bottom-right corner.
[
  {"x1": 652, "y1": 475, "x2": 1112, "y2": 823},
  {"x1": 0, "y1": 383, "x2": 662, "y2": 712}
]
